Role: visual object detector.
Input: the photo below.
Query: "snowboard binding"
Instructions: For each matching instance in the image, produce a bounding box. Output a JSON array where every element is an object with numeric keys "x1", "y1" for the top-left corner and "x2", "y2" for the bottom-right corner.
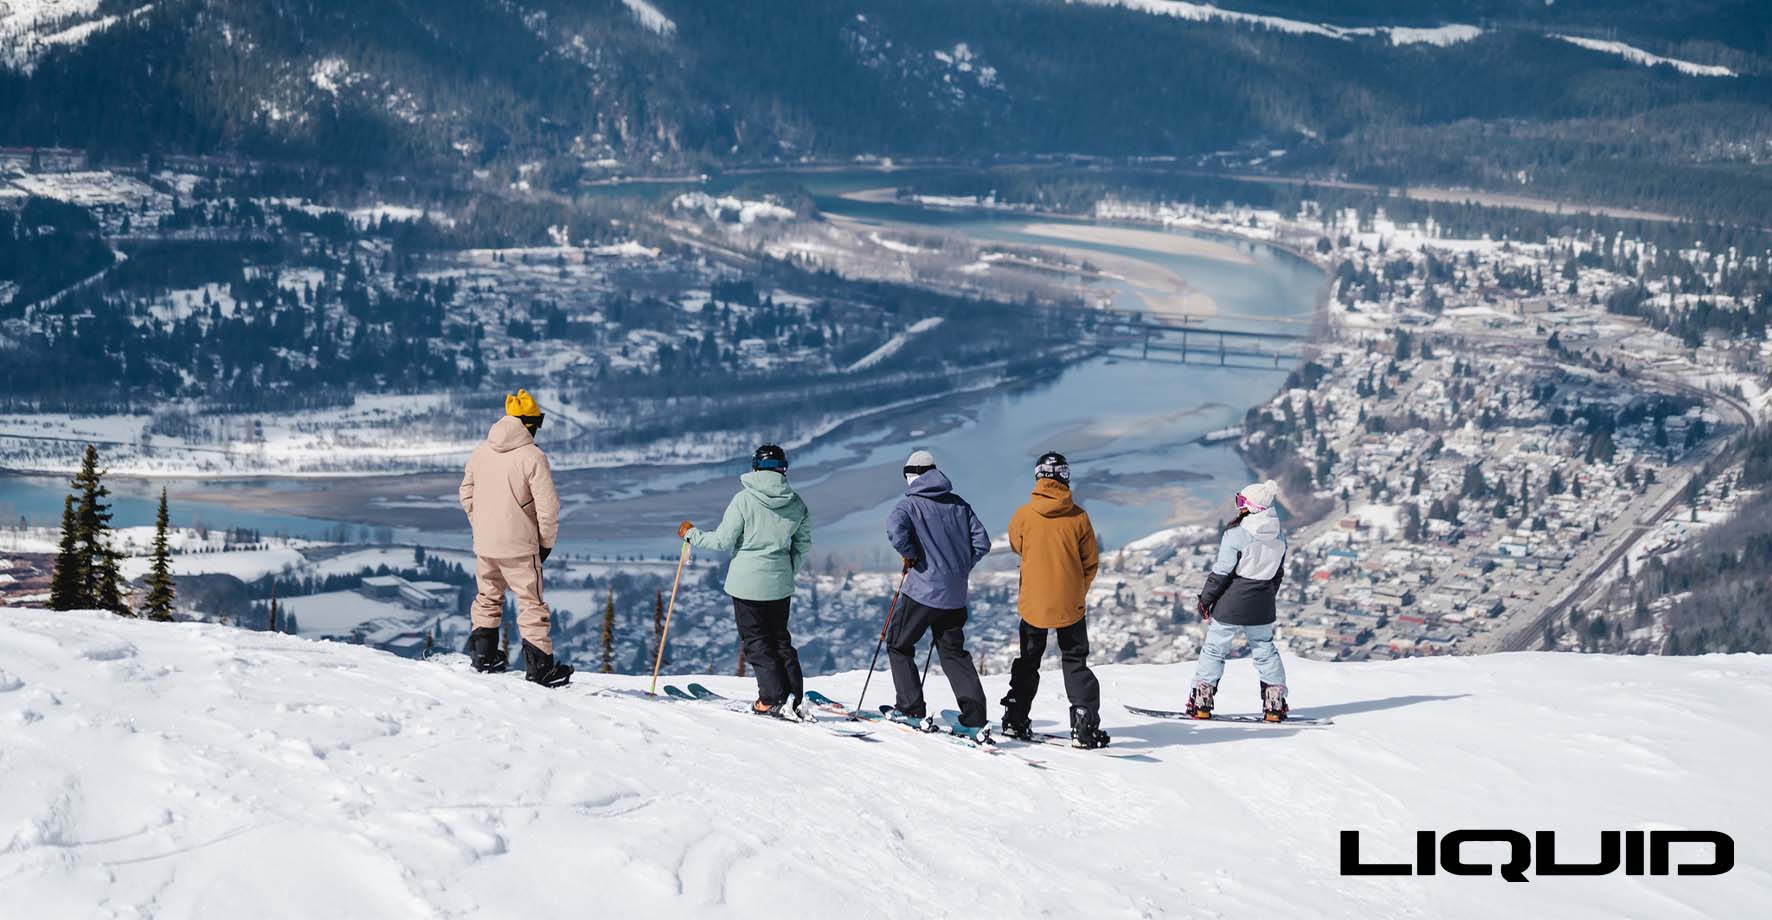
[
  {"x1": 1070, "y1": 706, "x2": 1110, "y2": 750},
  {"x1": 1261, "y1": 682, "x2": 1289, "y2": 723},
  {"x1": 467, "y1": 627, "x2": 508, "y2": 673},
  {"x1": 1185, "y1": 680, "x2": 1216, "y2": 720}
]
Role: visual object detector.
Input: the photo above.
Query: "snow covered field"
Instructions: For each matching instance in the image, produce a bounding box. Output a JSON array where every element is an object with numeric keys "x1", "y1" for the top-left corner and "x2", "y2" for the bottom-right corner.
[{"x1": 2, "y1": 609, "x2": 1766, "y2": 918}]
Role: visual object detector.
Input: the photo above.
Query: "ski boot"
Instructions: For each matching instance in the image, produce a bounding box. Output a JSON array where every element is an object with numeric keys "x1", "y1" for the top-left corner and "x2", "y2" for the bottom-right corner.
[
  {"x1": 1070, "y1": 706, "x2": 1111, "y2": 750},
  {"x1": 467, "y1": 627, "x2": 508, "y2": 673},
  {"x1": 521, "y1": 641, "x2": 573, "y2": 688},
  {"x1": 1261, "y1": 682, "x2": 1289, "y2": 723},
  {"x1": 1185, "y1": 680, "x2": 1216, "y2": 720},
  {"x1": 752, "y1": 699, "x2": 786, "y2": 718},
  {"x1": 999, "y1": 711, "x2": 1035, "y2": 742}
]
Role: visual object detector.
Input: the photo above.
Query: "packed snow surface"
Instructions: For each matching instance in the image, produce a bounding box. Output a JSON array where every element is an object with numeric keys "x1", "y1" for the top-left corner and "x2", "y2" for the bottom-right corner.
[{"x1": 2, "y1": 609, "x2": 1766, "y2": 918}]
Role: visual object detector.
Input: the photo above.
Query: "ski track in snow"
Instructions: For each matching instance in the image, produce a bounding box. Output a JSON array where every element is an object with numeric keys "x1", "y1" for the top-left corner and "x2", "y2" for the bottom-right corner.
[{"x1": 1, "y1": 609, "x2": 1768, "y2": 918}]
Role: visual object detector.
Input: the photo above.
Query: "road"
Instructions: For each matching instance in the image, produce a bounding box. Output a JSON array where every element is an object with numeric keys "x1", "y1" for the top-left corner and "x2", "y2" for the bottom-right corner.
[{"x1": 1479, "y1": 372, "x2": 1757, "y2": 653}]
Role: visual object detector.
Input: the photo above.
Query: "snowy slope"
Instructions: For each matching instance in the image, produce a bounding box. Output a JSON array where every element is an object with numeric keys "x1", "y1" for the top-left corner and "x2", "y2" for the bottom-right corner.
[
  {"x1": 1552, "y1": 34, "x2": 1735, "y2": 78},
  {"x1": 1066, "y1": 0, "x2": 1483, "y2": 46},
  {"x1": 2, "y1": 609, "x2": 1767, "y2": 918}
]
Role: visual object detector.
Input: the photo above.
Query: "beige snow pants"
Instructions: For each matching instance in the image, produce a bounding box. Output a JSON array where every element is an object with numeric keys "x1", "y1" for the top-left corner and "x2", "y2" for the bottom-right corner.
[{"x1": 471, "y1": 555, "x2": 553, "y2": 654}]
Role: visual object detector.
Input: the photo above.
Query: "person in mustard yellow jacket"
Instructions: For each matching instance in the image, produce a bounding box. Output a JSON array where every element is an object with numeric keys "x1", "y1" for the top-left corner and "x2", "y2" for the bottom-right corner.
[{"x1": 1001, "y1": 451, "x2": 1109, "y2": 749}]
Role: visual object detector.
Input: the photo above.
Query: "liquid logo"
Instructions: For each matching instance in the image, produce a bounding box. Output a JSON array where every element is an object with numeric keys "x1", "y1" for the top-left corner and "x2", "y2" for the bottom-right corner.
[{"x1": 1340, "y1": 830, "x2": 1734, "y2": 882}]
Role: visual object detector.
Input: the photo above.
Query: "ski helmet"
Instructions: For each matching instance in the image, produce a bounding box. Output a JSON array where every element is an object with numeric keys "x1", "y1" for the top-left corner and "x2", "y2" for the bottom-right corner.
[
  {"x1": 752, "y1": 443, "x2": 789, "y2": 473},
  {"x1": 1034, "y1": 450, "x2": 1070, "y2": 485},
  {"x1": 903, "y1": 448, "x2": 936, "y2": 484}
]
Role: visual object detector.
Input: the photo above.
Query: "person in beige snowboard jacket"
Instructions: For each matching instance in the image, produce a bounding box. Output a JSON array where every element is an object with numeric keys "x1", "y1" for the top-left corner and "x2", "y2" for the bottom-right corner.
[{"x1": 459, "y1": 389, "x2": 571, "y2": 686}]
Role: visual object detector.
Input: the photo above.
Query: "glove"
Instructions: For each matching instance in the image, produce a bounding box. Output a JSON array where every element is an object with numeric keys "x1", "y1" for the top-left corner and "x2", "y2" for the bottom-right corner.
[
  {"x1": 1196, "y1": 596, "x2": 1211, "y2": 621},
  {"x1": 539, "y1": 545, "x2": 552, "y2": 564},
  {"x1": 901, "y1": 556, "x2": 917, "y2": 571},
  {"x1": 677, "y1": 520, "x2": 695, "y2": 539}
]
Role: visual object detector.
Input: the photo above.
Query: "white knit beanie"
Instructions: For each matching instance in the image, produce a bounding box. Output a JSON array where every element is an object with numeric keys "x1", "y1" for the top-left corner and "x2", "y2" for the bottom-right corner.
[{"x1": 1237, "y1": 479, "x2": 1280, "y2": 512}]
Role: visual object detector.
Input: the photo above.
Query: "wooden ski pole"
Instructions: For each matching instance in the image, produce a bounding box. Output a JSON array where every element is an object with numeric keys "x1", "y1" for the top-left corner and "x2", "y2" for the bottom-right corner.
[{"x1": 649, "y1": 540, "x2": 692, "y2": 695}]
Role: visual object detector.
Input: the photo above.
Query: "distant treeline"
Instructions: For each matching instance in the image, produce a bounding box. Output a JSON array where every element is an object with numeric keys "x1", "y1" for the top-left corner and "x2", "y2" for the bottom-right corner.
[{"x1": 1626, "y1": 428, "x2": 1772, "y2": 654}]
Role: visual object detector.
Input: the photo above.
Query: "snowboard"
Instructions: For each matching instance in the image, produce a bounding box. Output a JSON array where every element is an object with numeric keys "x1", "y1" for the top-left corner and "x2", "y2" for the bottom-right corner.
[
  {"x1": 948, "y1": 711, "x2": 1159, "y2": 762},
  {"x1": 1124, "y1": 704, "x2": 1333, "y2": 726}
]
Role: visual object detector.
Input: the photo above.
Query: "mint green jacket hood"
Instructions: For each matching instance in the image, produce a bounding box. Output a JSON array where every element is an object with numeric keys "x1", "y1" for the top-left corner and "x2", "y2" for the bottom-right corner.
[{"x1": 686, "y1": 471, "x2": 812, "y2": 602}]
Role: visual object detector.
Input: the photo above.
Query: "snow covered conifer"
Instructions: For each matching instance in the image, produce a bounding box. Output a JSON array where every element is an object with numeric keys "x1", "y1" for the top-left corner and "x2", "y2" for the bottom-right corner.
[{"x1": 142, "y1": 489, "x2": 177, "y2": 621}]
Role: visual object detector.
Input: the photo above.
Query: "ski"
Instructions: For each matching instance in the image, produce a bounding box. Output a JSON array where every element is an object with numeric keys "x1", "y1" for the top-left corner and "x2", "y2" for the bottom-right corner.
[
  {"x1": 1124, "y1": 704, "x2": 1332, "y2": 726},
  {"x1": 683, "y1": 683, "x2": 879, "y2": 740},
  {"x1": 806, "y1": 692, "x2": 1048, "y2": 768}
]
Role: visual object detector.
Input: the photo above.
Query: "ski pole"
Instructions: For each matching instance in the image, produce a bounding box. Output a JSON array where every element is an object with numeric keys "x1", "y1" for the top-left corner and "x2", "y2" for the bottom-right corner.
[
  {"x1": 649, "y1": 540, "x2": 692, "y2": 696},
  {"x1": 918, "y1": 639, "x2": 935, "y2": 689},
  {"x1": 854, "y1": 564, "x2": 911, "y2": 714}
]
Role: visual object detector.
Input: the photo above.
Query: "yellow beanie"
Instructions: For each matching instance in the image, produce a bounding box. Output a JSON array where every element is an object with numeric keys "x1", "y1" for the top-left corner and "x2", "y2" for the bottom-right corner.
[{"x1": 505, "y1": 388, "x2": 541, "y2": 416}]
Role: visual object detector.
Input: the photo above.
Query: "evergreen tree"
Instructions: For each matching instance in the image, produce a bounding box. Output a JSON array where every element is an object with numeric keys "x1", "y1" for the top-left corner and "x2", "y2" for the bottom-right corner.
[
  {"x1": 141, "y1": 488, "x2": 177, "y2": 621},
  {"x1": 69, "y1": 445, "x2": 126, "y2": 614},
  {"x1": 653, "y1": 589, "x2": 665, "y2": 667},
  {"x1": 601, "y1": 588, "x2": 616, "y2": 674},
  {"x1": 49, "y1": 495, "x2": 85, "y2": 610}
]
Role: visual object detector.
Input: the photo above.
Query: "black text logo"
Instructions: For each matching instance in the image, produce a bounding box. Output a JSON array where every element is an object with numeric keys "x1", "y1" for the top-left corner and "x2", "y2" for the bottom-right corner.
[{"x1": 1340, "y1": 830, "x2": 1734, "y2": 882}]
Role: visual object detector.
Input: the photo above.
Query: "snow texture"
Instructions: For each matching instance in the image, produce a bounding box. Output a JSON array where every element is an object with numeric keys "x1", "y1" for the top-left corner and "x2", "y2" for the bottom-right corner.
[
  {"x1": 1067, "y1": 1, "x2": 1481, "y2": 45},
  {"x1": 1, "y1": 608, "x2": 1767, "y2": 918},
  {"x1": 0, "y1": 1, "x2": 153, "y2": 71},
  {"x1": 1552, "y1": 34, "x2": 1735, "y2": 78},
  {"x1": 620, "y1": 0, "x2": 674, "y2": 36},
  {"x1": 843, "y1": 316, "x2": 944, "y2": 372}
]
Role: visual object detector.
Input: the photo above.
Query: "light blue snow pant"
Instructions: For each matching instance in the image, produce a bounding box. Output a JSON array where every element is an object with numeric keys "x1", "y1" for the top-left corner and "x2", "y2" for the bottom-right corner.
[{"x1": 1192, "y1": 620, "x2": 1287, "y2": 687}]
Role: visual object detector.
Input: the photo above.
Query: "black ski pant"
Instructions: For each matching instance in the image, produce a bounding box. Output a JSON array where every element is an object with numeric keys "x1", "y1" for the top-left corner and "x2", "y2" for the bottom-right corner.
[
  {"x1": 886, "y1": 596, "x2": 988, "y2": 727},
  {"x1": 733, "y1": 596, "x2": 803, "y2": 707},
  {"x1": 1002, "y1": 618, "x2": 1101, "y2": 722}
]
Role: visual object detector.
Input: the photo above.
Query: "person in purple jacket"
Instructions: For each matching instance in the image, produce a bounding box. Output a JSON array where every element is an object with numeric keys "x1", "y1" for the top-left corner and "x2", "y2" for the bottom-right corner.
[{"x1": 885, "y1": 449, "x2": 993, "y2": 728}]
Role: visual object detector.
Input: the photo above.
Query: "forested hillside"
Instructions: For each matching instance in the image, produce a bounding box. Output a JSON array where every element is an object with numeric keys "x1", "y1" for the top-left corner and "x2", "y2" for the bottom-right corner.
[{"x1": 3, "y1": 1, "x2": 1769, "y2": 218}]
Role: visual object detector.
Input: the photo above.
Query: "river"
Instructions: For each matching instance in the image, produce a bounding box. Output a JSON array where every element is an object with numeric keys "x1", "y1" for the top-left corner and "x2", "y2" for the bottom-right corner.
[{"x1": 0, "y1": 172, "x2": 1324, "y2": 565}]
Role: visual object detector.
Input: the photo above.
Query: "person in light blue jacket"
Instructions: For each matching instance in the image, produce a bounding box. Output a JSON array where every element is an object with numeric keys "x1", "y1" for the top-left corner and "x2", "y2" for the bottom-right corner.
[
  {"x1": 1190, "y1": 479, "x2": 1290, "y2": 721},
  {"x1": 883, "y1": 449, "x2": 992, "y2": 727},
  {"x1": 678, "y1": 444, "x2": 812, "y2": 717}
]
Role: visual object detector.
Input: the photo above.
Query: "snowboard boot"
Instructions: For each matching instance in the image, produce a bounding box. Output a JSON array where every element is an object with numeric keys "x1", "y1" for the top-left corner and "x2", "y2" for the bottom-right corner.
[
  {"x1": 999, "y1": 710, "x2": 1035, "y2": 742},
  {"x1": 1261, "y1": 682, "x2": 1289, "y2": 722},
  {"x1": 1186, "y1": 680, "x2": 1216, "y2": 719},
  {"x1": 883, "y1": 707, "x2": 939, "y2": 732},
  {"x1": 521, "y1": 641, "x2": 573, "y2": 688},
  {"x1": 467, "y1": 627, "x2": 508, "y2": 673},
  {"x1": 1070, "y1": 706, "x2": 1111, "y2": 750}
]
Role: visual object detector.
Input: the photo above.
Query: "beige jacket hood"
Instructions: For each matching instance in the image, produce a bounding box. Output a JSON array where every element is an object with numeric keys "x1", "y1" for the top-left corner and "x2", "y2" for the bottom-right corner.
[{"x1": 459, "y1": 416, "x2": 560, "y2": 558}]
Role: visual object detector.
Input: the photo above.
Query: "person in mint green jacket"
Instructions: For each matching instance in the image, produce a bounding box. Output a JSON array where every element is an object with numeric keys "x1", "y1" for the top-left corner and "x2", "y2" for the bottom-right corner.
[{"x1": 677, "y1": 443, "x2": 812, "y2": 717}]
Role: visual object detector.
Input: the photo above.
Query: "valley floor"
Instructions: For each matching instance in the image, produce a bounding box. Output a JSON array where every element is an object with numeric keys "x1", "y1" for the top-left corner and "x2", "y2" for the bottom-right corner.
[{"x1": 1, "y1": 609, "x2": 1766, "y2": 918}]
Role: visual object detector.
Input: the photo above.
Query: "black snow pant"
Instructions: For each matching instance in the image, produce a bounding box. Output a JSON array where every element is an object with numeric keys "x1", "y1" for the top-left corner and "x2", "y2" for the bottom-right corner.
[
  {"x1": 733, "y1": 596, "x2": 803, "y2": 707},
  {"x1": 1001, "y1": 617, "x2": 1101, "y2": 723},
  {"x1": 886, "y1": 596, "x2": 989, "y2": 727}
]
